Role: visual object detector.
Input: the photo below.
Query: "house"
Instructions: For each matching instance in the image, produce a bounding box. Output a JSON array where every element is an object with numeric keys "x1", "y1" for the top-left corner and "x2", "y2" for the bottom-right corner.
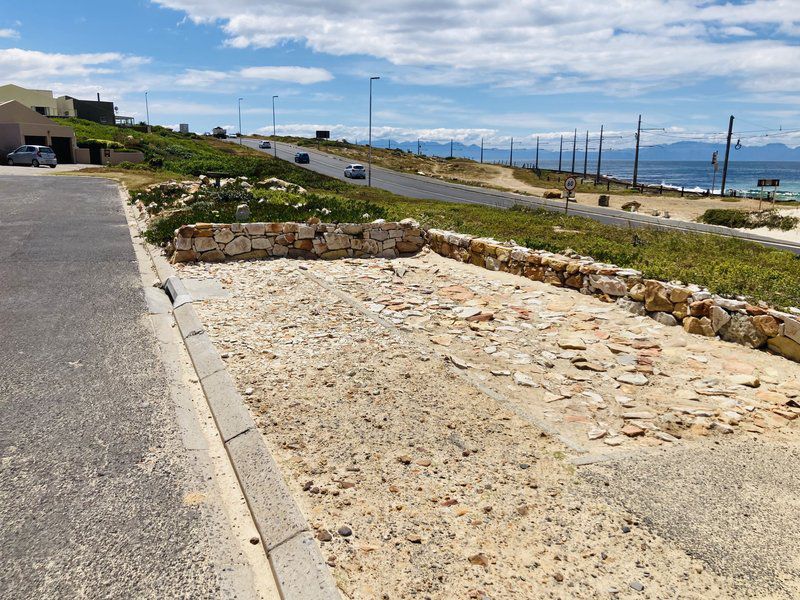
[
  {"x1": 57, "y1": 94, "x2": 115, "y2": 125},
  {"x1": 212, "y1": 126, "x2": 227, "y2": 138},
  {"x1": 0, "y1": 84, "x2": 121, "y2": 125},
  {"x1": 0, "y1": 84, "x2": 60, "y2": 116},
  {"x1": 0, "y1": 100, "x2": 77, "y2": 163}
]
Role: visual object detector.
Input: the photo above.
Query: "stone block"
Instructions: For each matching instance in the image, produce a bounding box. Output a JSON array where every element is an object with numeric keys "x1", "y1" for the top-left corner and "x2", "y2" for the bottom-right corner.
[
  {"x1": 367, "y1": 229, "x2": 390, "y2": 242},
  {"x1": 171, "y1": 249, "x2": 197, "y2": 263},
  {"x1": 199, "y1": 249, "x2": 226, "y2": 262},
  {"x1": 644, "y1": 280, "x2": 673, "y2": 312},
  {"x1": 224, "y1": 236, "x2": 252, "y2": 256},
  {"x1": 753, "y1": 315, "x2": 781, "y2": 338},
  {"x1": 589, "y1": 275, "x2": 627, "y2": 297},
  {"x1": 768, "y1": 336, "x2": 800, "y2": 362},
  {"x1": 272, "y1": 244, "x2": 289, "y2": 257},
  {"x1": 294, "y1": 239, "x2": 314, "y2": 251},
  {"x1": 321, "y1": 249, "x2": 348, "y2": 260},
  {"x1": 174, "y1": 236, "x2": 192, "y2": 251},
  {"x1": 194, "y1": 237, "x2": 218, "y2": 252},
  {"x1": 214, "y1": 228, "x2": 235, "y2": 244},
  {"x1": 296, "y1": 225, "x2": 316, "y2": 239},
  {"x1": 283, "y1": 222, "x2": 300, "y2": 233},
  {"x1": 683, "y1": 316, "x2": 715, "y2": 337},
  {"x1": 709, "y1": 305, "x2": 731, "y2": 333},
  {"x1": 244, "y1": 222, "x2": 266, "y2": 235},
  {"x1": 324, "y1": 232, "x2": 351, "y2": 250},
  {"x1": 252, "y1": 237, "x2": 274, "y2": 250},
  {"x1": 719, "y1": 314, "x2": 768, "y2": 349}
]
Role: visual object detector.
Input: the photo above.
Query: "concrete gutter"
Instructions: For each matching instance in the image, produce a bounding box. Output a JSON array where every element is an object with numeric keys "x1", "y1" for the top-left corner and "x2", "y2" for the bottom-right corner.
[{"x1": 131, "y1": 204, "x2": 339, "y2": 599}]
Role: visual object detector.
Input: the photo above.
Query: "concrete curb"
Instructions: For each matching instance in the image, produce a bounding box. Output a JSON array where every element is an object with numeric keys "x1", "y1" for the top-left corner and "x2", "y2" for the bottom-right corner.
[{"x1": 128, "y1": 206, "x2": 339, "y2": 599}]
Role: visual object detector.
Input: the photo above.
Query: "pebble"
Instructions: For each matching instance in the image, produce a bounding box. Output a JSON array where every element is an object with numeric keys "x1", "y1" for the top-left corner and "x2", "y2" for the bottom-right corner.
[
  {"x1": 338, "y1": 526, "x2": 352, "y2": 537},
  {"x1": 317, "y1": 529, "x2": 333, "y2": 542},
  {"x1": 630, "y1": 580, "x2": 645, "y2": 592}
]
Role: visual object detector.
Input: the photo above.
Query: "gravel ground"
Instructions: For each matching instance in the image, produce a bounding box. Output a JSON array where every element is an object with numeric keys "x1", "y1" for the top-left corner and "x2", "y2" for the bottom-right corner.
[{"x1": 178, "y1": 250, "x2": 800, "y2": 599}]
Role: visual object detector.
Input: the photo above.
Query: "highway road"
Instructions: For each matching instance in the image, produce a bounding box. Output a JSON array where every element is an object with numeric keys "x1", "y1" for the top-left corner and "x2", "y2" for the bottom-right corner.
[{"x1": 241, "y1": 138, "x2": 800, "y2": 255}]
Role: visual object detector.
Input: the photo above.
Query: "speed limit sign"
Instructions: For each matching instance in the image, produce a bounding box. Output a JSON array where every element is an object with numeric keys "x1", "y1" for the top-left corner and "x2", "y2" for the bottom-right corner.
[{"x1": 564, "y1": 177, "x2": 577, "y2": 192}]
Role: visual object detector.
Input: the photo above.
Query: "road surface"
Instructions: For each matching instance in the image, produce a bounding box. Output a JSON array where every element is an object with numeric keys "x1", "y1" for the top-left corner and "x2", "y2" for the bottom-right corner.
[
  {"x1": 0, "y1": 175, "x2": 264, "y2": 598},
  {"x1": 243, "y1": 139, "x2": 800, "y2": 255}
]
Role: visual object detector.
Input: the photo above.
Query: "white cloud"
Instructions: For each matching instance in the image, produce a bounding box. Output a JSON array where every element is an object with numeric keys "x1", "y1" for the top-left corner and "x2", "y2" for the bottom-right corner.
[
  {"x1": 0, "y1": 48, "x2": 129, "y2": 80},
  {"x1": 0, "y1": 28, "x2": 19, "y2": 39},
  {"x1": 151, "y1": 0, "x2": 800, "y2": 93},
  {"x1": 175, "y1": 65, "x2": 332, "y2": 88}
]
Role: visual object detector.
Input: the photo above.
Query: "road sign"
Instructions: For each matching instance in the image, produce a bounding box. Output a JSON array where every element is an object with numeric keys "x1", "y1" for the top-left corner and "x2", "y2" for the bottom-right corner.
[
  {"x1": 315, "y1": 130, "x2": 330, "y2": 139},
  {"x1": 757, "y1": 179, "x2": 779, "y2": 187},
  {"x1": 564, "y1": 177, "x2": 577, "y2": 192}
]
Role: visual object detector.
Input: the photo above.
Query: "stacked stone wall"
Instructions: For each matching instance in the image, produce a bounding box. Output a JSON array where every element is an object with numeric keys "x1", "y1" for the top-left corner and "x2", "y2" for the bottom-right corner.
[
  {"x1": 170, "y1": 219, "x2": 424, "y2": 263},
  {"x1": 426, "y1": 228, "x2": 800, "y2": 364}
]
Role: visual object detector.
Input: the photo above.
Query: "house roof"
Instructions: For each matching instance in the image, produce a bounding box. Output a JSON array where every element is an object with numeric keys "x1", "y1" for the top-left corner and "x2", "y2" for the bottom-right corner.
[
  {"x1": 0, "y1": 83, "x2": 54, "y2": 96},
  {"x1": 0, "y1": 100, "x2": 60, "y2": 125}
]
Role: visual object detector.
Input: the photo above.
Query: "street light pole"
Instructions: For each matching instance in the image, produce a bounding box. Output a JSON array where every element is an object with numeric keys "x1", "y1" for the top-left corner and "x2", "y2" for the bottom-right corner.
[
  {"x1": 272, "y1": 95, "x2": 278, "y2": 157},
  {"x1": 571, "y1": 128, "x2": 577, "y2": 173},
  {"x1": 368, "y1": 76, "x2": 380, "y2": 187},
  {"x1": 144, "y1": 91, "x2": 151, "y2": 133},
  {"x1": 237, "y1": 97, "x2": 243, "y2": 145}
]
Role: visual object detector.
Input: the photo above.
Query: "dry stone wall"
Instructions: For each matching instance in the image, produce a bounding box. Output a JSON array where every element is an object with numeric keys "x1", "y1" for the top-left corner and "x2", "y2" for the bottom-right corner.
[
  {"x1": 426, "y1": 228, "x2": 800, "y2": 364},
  {"x1": 170, "y1": 219, "x2": 424, "y2": 263}
]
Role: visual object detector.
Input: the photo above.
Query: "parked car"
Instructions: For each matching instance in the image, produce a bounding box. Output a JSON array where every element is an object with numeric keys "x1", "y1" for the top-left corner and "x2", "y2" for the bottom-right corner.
[
  {"x1": 344, "y1": 164, "x2": 366, "y2": 179},
  {"x1": 294, "y1": 152, "x2": 310, "y2": 164},
  {"x1": 258, "y1": 140, "x2": 272, "y2": 149},
  {"x1": 7, "y1": 145, "x2": 58, "y2": 168}
]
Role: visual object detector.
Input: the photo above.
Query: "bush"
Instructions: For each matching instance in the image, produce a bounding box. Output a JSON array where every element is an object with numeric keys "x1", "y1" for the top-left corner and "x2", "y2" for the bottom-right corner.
[
  {"x1": 77, "y1": 138, "x2": 124, "y2": 149},
  {"x1": 699, "y1": 209, "x2": 799, "y2": 231}
]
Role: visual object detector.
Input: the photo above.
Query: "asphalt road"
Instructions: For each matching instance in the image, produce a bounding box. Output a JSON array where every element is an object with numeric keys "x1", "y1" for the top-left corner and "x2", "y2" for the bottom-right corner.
[
  {"x1": 0, "y1": 176, "x2": 255, "y2": 598},
  {"x1": 243, "y1": 138, "x2": 800, "y2": 255}
]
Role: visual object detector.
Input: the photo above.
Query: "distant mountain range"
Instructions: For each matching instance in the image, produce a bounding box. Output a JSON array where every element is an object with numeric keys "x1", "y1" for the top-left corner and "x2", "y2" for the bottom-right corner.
[{"x1": 364, "y1": 139, "x2": 800, "y2": 163}]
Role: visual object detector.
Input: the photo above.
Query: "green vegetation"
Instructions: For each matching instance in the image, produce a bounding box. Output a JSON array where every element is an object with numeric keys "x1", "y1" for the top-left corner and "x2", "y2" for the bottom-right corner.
[{"x1": 699, "y1": 208, "x2": 799, "y2": 231}]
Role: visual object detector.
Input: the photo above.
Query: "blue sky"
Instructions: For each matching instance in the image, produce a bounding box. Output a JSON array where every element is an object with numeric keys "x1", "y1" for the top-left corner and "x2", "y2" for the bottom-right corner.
[{"x1": 2, "y1": 0, "x2": 800, "y2": 150}]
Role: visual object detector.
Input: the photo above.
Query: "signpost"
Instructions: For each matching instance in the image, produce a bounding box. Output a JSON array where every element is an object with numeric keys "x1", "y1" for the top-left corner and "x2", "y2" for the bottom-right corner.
[
  {"x1": 315, "y1": 130, "x2": 330, "y2": 150},
  {"x1": 711, "y1": 151, "x2": 719, "y2": 194},
  {"x1": 564, "y1": 176, "x2": 577, "y2": 214},
  {"x1": 757, "y1": 178, "x2": 780, "y2": 209}
]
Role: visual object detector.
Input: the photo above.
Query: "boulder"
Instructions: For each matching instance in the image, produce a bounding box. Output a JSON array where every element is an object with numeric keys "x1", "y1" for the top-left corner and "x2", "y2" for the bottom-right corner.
[
  {"x1": 194, "y1": 236, "x2": 218, "y2": 252},
  {"x1": 214, "y1": 228, "x2": 235, "y2": 244},
  {"x1": 235, "y1": 203, "x2": 250, "y2": 221},
  {"x1": 651, "y1": 312, "x2": 678, "y2": 327},
  {"x1": 627, "y1": 283, "x2": 646, "y2": 302},
  {"x1": 718, "y1": 314, "x2": 768, "y2": 349},
  {"x1": 617, "y1": 297, "x2": 647, "y2": 316},
  {"x1": 683, "y1": 316, "x2": 715, "y2": 337},
  {"x1": 752, "y1": 315, "x2": 781, "y2": 338},
  {"x1": 543, "y1": 189, "x2": 562, "y2": 199},
  {"x1": 589, "y1": 275, "x2": 627, "y2": 297},
  {"x1": 709, "y1": 305, "x2": 731, "y2": 333},
  {"x1": 644, "y1": 280, "x2": 673, "y2": 312}
]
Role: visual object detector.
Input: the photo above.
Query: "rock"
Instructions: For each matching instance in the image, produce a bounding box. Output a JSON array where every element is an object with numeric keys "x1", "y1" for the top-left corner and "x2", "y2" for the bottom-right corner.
[
  {"x1": 644, "y1": 280, "x2": 673, "y2": 312},
  {"x1": 719, "y1": 314, "x2": 768, "y2": 349},
  {"x1": 468, "y1": 553, "x2": 489, "y2": 567},
  {"x1": 587, "y1": 427, "x2": 607, "y2": 440},
  {"x1": 651, "y1": 311, "x2": 678, "y2": 327},
  {"x1": 622, "y1": 411, "x2": 656, "y2": 420},
  {"x1": 621, "y1": 424, "x2": 645, "y2": 437},
  {"x1": 768, "y1": 335, "x2": 800, "y2": 362},
  {"x1": 604, "y1": 436, "x2": 625, "y2": 446},
  {"x1": 616, "y1": 372, "x2": 648, "y2": 386},
  {"x1": 630, "y1": 581, "x2": 644, "y2": 592},
  {"x1": 449, "y1": 355, "x2": 470, "y2": 369},
  {"x1": 683, "y1": 316, "x2": 715, "y2": 337},
  {"x1": 730, "y1": 374, "x2": 760, "y2": 388},
  {"x1": 513, "y1": 372, "x2": 539, "y2": 387},
  {"x1": 234, "y1": 203, "x2": 250, "y2": 221},
  {"x1": 669, "y1": 287, "x2": 692, "y2": 303},
  {"x1": 543, "y1": 189, "x2": 562, "y2": 199},
  {"x1": 628, "y1": 283, "x2": 646, "y2": 302},
  {"x1": 617, "y1": 297, "x2": 646, "y2": 316},
  {"x1": 752, "y1": 315, "x2": 780, "y2": 338},
  {"x1": 317, "y1": 529, "x2": 333, "y2": 542},
  {"x1": 655, "y1": 431, "x2": 679, "y2": 443},
  {"x1": 224, "y1": 236, "x2": 252, "y2": 256},
  {"x1": 337, "y1": 526, "x2": 352, "y2": 537},
  {"x1": 430, "y1": 334, "x2": 453, "y2": 347},
  {"x1": 453, "y1": 306, "x2": 482, "y2": 320},
  {"x1": 397, "y1": 455, "x2": 412, "y2": 465},
  {"x1": 558, "y1": 338, "x2": 587, "y2": 350},
  {"x1": 214, "y1": 228, "x2": 235, "y2": 244},
  {"x1": 709, "y1": 305, "x2": 731, "y2": 333},
  {"x1": 194, "y1": 236, "x2": 218, "y2": 252},
  {"x1": 590, "y1": 275, "x2": 627, "y2": 297},
  {"x1": 406, "y1": 534, "x2": 422, "y2": 544}
]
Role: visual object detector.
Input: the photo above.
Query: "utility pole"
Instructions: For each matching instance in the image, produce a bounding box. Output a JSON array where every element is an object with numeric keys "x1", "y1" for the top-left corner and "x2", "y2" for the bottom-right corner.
[
  {"x1": 558, "y1": 135, "x2": 563, "y2": 172},
  {"x1": 417, "y1": 138, "x2": 420, "y2": 155},
  {"x1": 509, "y1": 137, "x2": 514, "y2": 166},
  {"x1": 632, "y1": 114, "x2": 642, "y2": 186},
  {"x1": 535, "y1": 136, "x2": 539, "y2": 169},
  {"x1": 450, "y1": 139, "x2": 453, "y2": 158},
  {"x1": 480, "y1": 137, "x2": 484, "y2": 163},
  {"x1": 271, "y1": 95, "x2": 278, "y2": 157},
  {"x1": 595, "y1": 125, "x2": 604, "y2": 184},
  {"x1": 144, "y1": 91, "x2": 151, "y2": 133},
  {"x1": 571, "y1": 128, "x2": 577, "y2": 173},
  {"x1": 368, "y1": 76, "x2": 380, "y2": 187},
  {"x1": 583, "y1": 130, "x2": 589, "y2": 179},
  {"x1": 720, "y1": 114, "x2": 735, "y2": 196},
  {"x1": 237, "y1": 97, "x2": 243, "y2": 145}
]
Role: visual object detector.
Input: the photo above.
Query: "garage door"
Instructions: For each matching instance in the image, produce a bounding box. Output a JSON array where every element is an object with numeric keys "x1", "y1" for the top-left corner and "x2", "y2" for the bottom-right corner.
[
  {"x1": 24, "y1": 135, "x2": 47, "y2": 146},
  {"x1": 50, "y1": 137, "x2": 74, "y2": 164}
]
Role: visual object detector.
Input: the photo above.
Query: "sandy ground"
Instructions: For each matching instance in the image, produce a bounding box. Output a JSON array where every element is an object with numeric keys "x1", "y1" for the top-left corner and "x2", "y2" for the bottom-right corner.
[{"x1": 178, "y1": 252, "x2": 800, "y2": 599}]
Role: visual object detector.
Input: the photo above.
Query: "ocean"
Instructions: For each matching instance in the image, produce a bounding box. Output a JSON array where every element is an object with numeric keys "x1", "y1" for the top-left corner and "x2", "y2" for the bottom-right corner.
[{"x1": 526, "y1": 159, "x2": 800, "y2": 200}]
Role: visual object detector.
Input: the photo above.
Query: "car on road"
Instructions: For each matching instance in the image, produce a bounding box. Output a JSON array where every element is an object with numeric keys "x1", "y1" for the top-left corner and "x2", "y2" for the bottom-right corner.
[
  {"x1": 7, "y1": 145, "x2": 58, "y2": 168},
  {"x1": 294, "y1": 152, "x2": 310, "y2": 164},
  {"x1": 344, "y1": 164, "x2": 366, "y2": 179},
  {"x1": 258, "y1": 140, "x2": 271, "y2": 149}
]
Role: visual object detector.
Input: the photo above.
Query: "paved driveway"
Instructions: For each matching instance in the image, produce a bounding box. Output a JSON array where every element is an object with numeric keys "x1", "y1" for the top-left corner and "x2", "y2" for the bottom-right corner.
[{"x1": 0, "y1": 176, "x2": 257, "y2": 598}]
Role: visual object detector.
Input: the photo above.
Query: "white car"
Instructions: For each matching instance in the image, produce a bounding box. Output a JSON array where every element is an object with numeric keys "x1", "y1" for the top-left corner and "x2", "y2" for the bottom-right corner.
[
  {"x1": 258, "y1": 140, "x2": 271, "y2": 149},
  {"x1": 344, "y1": 164, "x2": 366, "y2": 179}
]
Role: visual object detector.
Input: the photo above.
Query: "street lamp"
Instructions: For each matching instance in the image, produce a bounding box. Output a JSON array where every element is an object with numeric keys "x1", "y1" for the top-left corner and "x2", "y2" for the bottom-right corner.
[
  {"x1": 272, "y1": 95, "x2": 278, "y2": 157},
  {"x1": 144, "y1": 91, "x2": 151, "y2": 133},
  {"x1": 237, "y1": 97, "x2": 244, "y2": 145},
  {"x1": 368, "y1": 76, "x2": 380, "y2": 187}
]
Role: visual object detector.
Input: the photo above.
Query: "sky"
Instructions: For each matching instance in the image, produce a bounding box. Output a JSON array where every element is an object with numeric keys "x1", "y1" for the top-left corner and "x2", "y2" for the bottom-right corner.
[{"x1": 2, "y1": 0, "x2": 800, "y2": 151}]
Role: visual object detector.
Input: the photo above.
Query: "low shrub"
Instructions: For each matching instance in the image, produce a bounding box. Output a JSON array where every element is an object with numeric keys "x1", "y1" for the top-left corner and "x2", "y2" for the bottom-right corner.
[{"x1": 699, "y1": 208, "x2": 799, "y2": 231}]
